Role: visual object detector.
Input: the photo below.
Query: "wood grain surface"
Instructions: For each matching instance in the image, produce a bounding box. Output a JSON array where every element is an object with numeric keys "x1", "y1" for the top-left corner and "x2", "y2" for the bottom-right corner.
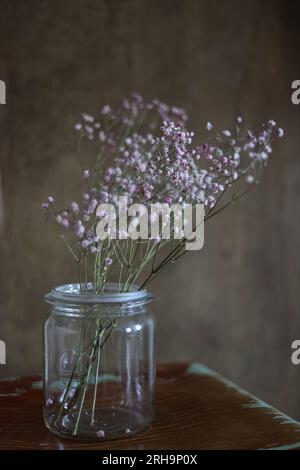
[
  {"x1": 0, "y1": 0, "x2": 300, "y2": 421},
  {"x1": 0, "y1": 363, "x2": 300, "y2": 450}
]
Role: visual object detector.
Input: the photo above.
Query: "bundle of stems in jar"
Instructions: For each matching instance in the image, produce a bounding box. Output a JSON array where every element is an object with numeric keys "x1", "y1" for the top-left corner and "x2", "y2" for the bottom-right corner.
[{"x1": 42, "y1": 93, "x2": 283, "y2": 434}]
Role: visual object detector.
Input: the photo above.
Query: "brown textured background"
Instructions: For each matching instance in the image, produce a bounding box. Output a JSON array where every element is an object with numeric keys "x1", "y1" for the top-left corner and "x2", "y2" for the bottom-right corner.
[{"x1": 0, "y1": 0, "x2": 300, "y2": 419}]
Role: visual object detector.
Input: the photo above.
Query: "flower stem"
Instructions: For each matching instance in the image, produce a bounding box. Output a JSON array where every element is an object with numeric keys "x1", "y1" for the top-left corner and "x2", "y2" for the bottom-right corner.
[
  {"x1": 91, "y1": 325, "x2": 105, "y2": 425},
  {"x1": 72, "y1": 325, "x2": 102, "y2": 435}
]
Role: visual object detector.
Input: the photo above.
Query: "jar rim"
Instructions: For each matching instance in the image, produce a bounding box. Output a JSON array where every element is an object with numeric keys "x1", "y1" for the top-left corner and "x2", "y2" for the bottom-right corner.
[{"x1": 44, "y1": 282, "x2": 152, "y2": 306}]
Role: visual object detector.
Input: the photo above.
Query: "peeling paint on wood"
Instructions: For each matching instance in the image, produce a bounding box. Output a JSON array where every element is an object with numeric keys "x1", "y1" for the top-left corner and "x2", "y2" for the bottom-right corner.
[
  {"x1": 259, "y1": 441, "x2": 300, "y2": 450},
  {"x1": 1, "y1": 364, "x2": 299, "y2": 449}
]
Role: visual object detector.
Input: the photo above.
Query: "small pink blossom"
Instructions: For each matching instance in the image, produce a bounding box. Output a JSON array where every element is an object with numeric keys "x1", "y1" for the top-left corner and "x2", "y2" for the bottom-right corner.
[
  {"x1": 101, "y1": 105, "x2": 111, "y2": 115},
  {"x1": 82, "y1": 113, "x2": 95, "y2": 123}
]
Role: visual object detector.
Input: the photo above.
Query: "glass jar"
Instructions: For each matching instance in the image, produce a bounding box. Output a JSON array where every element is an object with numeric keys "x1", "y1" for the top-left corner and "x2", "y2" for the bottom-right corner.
[{"x1": 43, "y1": 283, "x2": 156, "y2": 440}]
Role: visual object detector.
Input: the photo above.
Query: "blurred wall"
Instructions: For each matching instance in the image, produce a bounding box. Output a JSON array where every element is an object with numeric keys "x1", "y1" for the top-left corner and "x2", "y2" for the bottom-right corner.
[{"x1": 0, "y1": 0, "x2": 300, "y2": 418}]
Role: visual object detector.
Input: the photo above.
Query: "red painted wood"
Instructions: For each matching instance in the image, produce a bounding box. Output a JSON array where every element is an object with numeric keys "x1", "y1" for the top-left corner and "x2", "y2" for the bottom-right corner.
[{"x1": 0, "y1": 363, "x2": 299, "y2": 450}]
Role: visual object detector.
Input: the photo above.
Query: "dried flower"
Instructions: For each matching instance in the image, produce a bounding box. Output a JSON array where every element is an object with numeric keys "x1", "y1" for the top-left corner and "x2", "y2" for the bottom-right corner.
[
  {"x1": 44, "y1": 93, "x2": 283, "y2": 293},
  {"x1": 82, "y1": 113, "x2": 95, "y2": 123}
]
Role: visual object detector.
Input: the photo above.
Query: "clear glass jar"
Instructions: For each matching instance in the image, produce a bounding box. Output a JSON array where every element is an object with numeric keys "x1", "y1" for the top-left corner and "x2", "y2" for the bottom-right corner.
[{"x1": 43, "y1": 283, "x2": 156, "y2": 441}]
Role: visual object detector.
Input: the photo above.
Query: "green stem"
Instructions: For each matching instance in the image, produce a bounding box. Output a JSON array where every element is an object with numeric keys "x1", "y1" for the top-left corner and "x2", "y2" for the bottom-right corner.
[
  {"x1": 91, "y1": 325, "x2": 105, "y2": 425},
  {"x1": 72, "y1": 325, "x2": 102, "y2": 435}
]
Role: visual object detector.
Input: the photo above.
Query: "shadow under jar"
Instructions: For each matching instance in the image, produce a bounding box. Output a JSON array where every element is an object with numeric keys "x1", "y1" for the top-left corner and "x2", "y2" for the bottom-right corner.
[{"x1": 43, "y1": 283, "x2": 156, "y2": 441}]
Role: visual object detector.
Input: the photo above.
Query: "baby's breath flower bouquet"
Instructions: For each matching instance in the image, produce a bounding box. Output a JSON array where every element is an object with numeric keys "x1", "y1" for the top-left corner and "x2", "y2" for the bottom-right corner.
[{"x1": 42, "y1": 93, "x2": 283, "y2": 440}]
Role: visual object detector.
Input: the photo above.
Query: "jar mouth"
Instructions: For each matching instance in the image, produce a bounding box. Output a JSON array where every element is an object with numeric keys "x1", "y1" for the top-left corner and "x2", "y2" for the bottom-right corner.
[{"x1": 44, "y1": 282, "x2": 152, "y2": 306}]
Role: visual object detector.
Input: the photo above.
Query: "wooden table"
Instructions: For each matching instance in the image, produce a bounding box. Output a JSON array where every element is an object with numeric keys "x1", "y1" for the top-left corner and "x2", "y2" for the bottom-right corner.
[{"x1": 0, "y1": 362, "x2": 299, "y2": 450}]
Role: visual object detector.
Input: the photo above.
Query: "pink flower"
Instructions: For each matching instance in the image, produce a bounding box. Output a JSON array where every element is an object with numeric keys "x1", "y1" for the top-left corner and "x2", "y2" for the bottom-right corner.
[
  {"x1": 62, "y1": 218, "x2": 69, "y2": 228},
  {"x1": 70, "y1": 202, "x2": 80, "y2": 213},
  {"x1": 101, "y1": 105, "x2": 111, "y2": 115},
  {"x1": 82, "y1": 113, "x2": 95, "y2": 123}
]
